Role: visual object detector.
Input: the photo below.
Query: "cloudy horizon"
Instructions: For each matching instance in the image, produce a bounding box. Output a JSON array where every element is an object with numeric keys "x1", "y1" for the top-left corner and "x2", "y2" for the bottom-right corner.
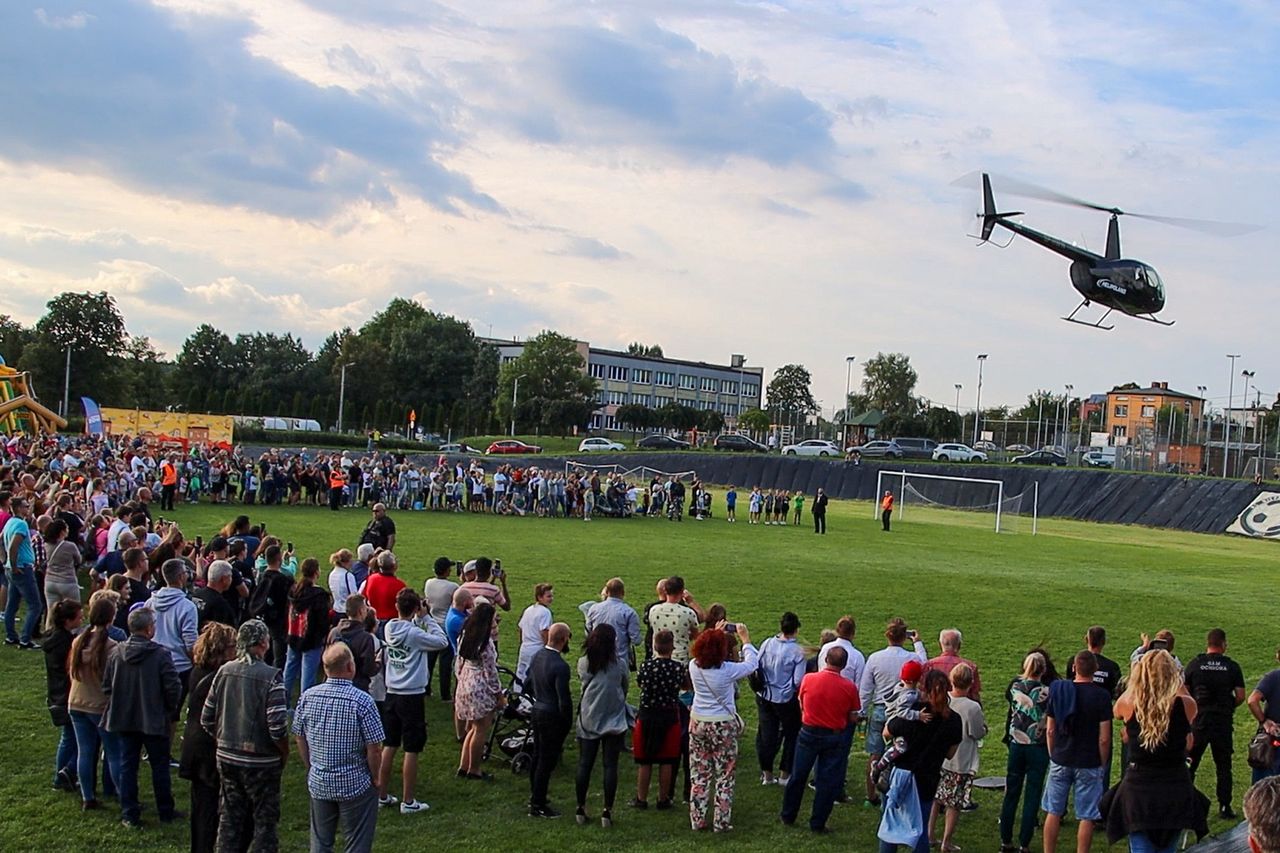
[{"x1": 1, "y1": 0, "x2": 1276, "y2": 416}]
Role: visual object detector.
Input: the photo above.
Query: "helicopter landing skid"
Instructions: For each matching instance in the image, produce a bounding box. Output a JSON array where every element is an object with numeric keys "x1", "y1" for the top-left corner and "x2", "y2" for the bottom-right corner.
[
  {"x1": 1135, "y1": 313, "x2": 1176, "y2": 327},
  {"x1": 1062, "y1": 300, "x2": 1114, "y2": 331}
]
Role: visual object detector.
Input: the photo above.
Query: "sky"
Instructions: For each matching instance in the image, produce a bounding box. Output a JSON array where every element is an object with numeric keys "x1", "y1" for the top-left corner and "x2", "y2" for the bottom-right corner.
[{"x1": 1, "y1": 0, "x2": 1277, "y2": 417}]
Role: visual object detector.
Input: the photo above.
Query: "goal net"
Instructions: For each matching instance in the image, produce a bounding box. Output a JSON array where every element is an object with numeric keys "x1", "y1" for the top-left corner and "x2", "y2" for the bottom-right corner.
[
  {"x1": 875, "y1": 470, "x2": 1037, "y2": 534},
  {"x1": 564, "y1": 462, "x2": 697, "y2": 484}
]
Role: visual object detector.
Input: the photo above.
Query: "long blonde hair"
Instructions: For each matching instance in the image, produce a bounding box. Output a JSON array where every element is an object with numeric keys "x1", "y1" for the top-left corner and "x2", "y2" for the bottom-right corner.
[{"x1": 1129, "y1": 649, "x2": 1182, "y2": 750}]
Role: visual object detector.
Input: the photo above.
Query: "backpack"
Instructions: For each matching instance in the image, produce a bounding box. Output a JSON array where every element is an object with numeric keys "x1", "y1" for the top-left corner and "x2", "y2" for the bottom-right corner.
[
  {"x1": 287, "y1": 600, "x2": 309, "y2": 641},
  {"x1": 747, "y1": 638, "x2": 770, "y2": 697},
  {"x1": 358, "y1": 519, "x2": 381, "y2": 547},
  {"x1": 247, "y1": 574, "x2": 275, "y2": 620}
]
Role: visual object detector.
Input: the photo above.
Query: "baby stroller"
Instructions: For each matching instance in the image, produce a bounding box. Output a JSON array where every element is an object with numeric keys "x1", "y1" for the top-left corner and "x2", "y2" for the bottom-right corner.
[{"x1": 484, "y1": 665, "x2": 535, "y2": 774}]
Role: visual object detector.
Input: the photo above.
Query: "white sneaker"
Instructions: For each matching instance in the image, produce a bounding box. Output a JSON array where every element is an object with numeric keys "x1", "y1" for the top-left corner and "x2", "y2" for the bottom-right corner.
[
  {"x1": 400, "y1": 800, "x2": 429, "y2": 814},
  {"x1": 379, "y1": 795, "x2": 399, "y2": 808}
]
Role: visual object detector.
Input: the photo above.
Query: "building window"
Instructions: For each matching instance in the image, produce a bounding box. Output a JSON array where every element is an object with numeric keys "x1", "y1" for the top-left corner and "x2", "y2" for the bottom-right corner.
[
  {"x1": 742, "y1": 383, "x2": 758, "y2": 398},
  {"x1": 608, "y1": 391, "x2": 627, "y2": 406},
  {"x1": 700, "y1": 377, "x2": 718, "y2": 393},
  {"x1": 1113, "y1": 426, "x2": 1127, "y2": 438},
  {"x1": 679, "y1": 374, "x2": 697, "y2": 390},
  {"x1": 1141, "y1": 405, "x2": 1156, "y2": 418},
  {"x1": 603, "y1": 415, "x2": 618, "y2": 430},
  {"x1": 630, "y1": 393, "x2": 649, "y2": 406},
  {"x1": 655, "y1": 371, "x2": 675, "y2": 387},
  {"x1": 597, "y1": 391, "x2": 607, "y2": 405},
  {"x1": 502, "y1": 355, "x2": 517, "y2": 364},
  {"x1": 590, "y1": 414, "x2": 602, "y2": 429},
  {"x1": 722, "y1": 380, "x2": 738, "y2": 396},
  {"x1": 588, "y1": 364, "x2": 605, "y2": 379},
  {"x1": 632, "y1": 369, "x2": 652, "y2": 385},
  {"x1": 1113, "y1": 404, "x2": 1128, "y2": 418},
  {"x1": 655, "y1": 395, "x2": 673, "y2": 408},
  {"x1": 607, "y1": 365, "x2": 629, "y2": 381}
]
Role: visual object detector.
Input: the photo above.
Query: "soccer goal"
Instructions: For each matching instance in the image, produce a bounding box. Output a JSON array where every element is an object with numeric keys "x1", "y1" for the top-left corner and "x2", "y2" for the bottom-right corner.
[
  {"x1": 874, "y1": 470, "x2": 1039, "y2": 534},
  {"x1": 620, "y1": 465, "x2": 698, "y2": 484}
]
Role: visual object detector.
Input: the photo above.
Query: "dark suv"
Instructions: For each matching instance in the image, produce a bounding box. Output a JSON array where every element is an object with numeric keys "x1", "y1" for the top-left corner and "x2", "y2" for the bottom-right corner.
[
  {"x1": 713, "y1": 433, "x2": 768, "y2": 453},
  {"x1": 893, "y1": 437, "x2": 938, "y2": 460}
]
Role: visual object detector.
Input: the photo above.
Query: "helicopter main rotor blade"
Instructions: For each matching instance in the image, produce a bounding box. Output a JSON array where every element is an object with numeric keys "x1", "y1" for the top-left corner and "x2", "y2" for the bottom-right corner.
[
  {"x1": 981, "y1": 172, "x2": 1121, "y2": 215},
  {"x1": 1124, "y1": 212, "x2": 1261, "y2": 237}
]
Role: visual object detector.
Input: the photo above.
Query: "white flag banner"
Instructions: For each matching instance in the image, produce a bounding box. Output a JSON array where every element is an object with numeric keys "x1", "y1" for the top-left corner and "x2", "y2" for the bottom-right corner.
[{"x1": 1226, "y1": 491, "x2": 1280, "y2": 539}]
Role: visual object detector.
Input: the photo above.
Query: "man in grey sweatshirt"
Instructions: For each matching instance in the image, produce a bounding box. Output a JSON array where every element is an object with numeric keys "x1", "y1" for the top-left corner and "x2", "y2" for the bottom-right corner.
[
  {"x1": 149, "y1": 558, "x2": 198, "y2": 700},
  {"x1": 378, "y1": 588, "x2": 447, "y2": 814}
]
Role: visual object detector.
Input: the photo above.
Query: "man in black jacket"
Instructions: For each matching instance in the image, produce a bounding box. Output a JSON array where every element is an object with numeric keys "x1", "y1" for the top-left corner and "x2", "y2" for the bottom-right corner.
[
  {"x1": 103, "y1": 607, "x2": 184, "y2": 829},
  {"x1": 812, "y1": 488, "x2": 829, "y2": 534},
  {"x1": 525, "y1": 622, "x2": 573, "y2": 818}
]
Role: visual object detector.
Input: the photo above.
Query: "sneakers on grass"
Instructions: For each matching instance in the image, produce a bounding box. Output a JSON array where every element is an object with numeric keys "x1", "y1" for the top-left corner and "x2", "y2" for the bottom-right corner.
[{"x1": 400, "y1": 800, "x2": 429, "y2": 815}]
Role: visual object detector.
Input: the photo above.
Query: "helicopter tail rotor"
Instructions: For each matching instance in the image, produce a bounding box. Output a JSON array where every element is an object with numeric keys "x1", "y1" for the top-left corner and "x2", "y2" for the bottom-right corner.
[{"x1": 978, "y1": 172, "x2": 1024, "y2": 242}]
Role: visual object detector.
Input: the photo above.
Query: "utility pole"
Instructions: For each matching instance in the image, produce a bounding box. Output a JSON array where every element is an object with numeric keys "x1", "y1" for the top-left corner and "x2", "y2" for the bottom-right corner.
[
  {"x1": 954, "y1": 384, "x2": 962, "y2": 442},
  {"x1": 973, "y1": 354, "x2": 988, "y2": 446},
  {"x1": 1241, "y1": 369, "x2": 1255, "y2": 476},
  {"x1": 844, "y1": 355, "x2": 856, "y2": 449},
  {"x1": 1224, "y1": 355, "x2": 1240, "y2": 477},
  {"x1": 511, "y1": 373, "x2": 527, "y2": 437},
  {"x1": 61, "y1": 345, "x2": 72, "y2": 418},
  {"x1": 337, "y1": 361, "x2": 355, "y2": 433}
]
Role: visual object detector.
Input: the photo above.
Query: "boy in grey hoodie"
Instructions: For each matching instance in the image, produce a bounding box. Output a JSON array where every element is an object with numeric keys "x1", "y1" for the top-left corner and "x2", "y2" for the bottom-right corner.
[
  {"x1": 378, "y1": 588, "x2": 447, "y2": 814},
  {"x1": 148, "y1": 558, "x2": 198, "y2": 699}
]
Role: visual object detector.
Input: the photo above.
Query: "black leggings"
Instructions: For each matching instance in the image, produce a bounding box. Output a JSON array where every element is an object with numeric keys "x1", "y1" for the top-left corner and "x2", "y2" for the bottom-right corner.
[{"x1": 575, "y1": 734, "x2": 623, "y2": 811}]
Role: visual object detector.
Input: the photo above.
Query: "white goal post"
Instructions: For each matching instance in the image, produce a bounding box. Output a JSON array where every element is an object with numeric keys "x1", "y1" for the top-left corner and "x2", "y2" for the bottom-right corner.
[{"x1": 874, "y1": 470, "x2": 1038, "y2": 534}]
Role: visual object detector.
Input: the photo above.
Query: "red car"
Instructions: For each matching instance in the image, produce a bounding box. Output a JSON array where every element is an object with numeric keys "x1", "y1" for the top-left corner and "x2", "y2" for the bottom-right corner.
[{"x1": 485, "y1": 439, "x2": 543, "y2": 455}]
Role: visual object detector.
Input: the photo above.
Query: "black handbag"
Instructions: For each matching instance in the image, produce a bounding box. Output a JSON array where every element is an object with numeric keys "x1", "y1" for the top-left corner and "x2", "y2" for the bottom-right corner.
[{"x1": 1247, "y1": 727, "x2": 1276, "y2": 770}]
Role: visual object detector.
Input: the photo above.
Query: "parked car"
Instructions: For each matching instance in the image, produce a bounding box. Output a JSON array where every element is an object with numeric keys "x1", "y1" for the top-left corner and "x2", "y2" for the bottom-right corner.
[
  {"x1": 578, "y1": 436, "x2": 626, "y2": 452},
  {"x1": 1006, "y1": 443, "x2": 1033, "y2": 454},
  {"x1": 781, "y1": 439, "x2": 841, "y2": 457},
  {"x1": 848, "y1": 440, "x2": 905, "y2": 459},
  {"x1": 1012, "y1": 449, "x2": 1068, "y2": 466},
  {"x1": 439, "y1": 442, "x2": 480, "y2": 454},
  {"x1": 637, "y1": 434, "x2": 691, "y2": 451},
  {"x1": 713, "y1": 433, "x2": 768, "y2": 453},
  {"x1": 932, "y1": 443, "x2": 987, "y2": 463},
  {"x1": 486, "y1": 439, "x2": 543, "y2": 455},
  {"x1": 893, "y1": 437, "x2": 939, "y2": 460},
  {"x1": 1083, "y1": 450, "x2": 1115, "y2": 468},
  {"x1": 973, "y1": 440, "x2": 1000, "y2": 453}
]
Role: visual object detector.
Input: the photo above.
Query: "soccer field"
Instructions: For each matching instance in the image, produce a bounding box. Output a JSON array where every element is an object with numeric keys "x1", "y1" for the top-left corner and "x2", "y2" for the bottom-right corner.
[{"x1": 3, "y1": 494, "x2": 1273, "y2": 852}]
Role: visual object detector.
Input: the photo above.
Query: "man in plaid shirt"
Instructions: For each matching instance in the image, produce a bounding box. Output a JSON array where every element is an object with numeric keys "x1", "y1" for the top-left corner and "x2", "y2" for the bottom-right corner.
[{"x1": 294, "y1": 643, "x2": 386, "y2": 853}]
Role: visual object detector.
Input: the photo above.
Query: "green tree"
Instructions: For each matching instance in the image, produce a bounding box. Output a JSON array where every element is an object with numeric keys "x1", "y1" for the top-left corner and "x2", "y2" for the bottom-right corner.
[
  {"x1": 922, "y1": 406, "x2": 961, "y2": 441},
  {"x1": 626, "y1": 342, "x2": 664, "y2": 358},
  {"x1": 172, "y1": 324, "x2": 235, "y2": 409},
  {"x1": 1013, "y1": 390, "x2": 1059, "y2": 421},
  {"x1": 0, "y1": 315, "x2": 33, "y2": 367},
  {"x1": 20, "y1": 291, "x2": 128, "y2": 408},
  {"x1": 659, "y1": 403, "x2": 701, "y2": 432},
  {"x1": 738, "y1": 408, "x2": 771, "y2": 434},
  {"x1": 495, "y1": 331, "x2": 597, "y2": 435},
  {"x1": 615, "y1": 404, "x2": 653, "y2": 435},
  {"x1": 114, "y1": 336, "x2": 169, "y2": 410},
  {"x1": 857, "y1": 352, "x2": 918, "y2": 415},
  {"x1": 766, "y1": 364, "x2": 817, "y2": 421},
  {"x1": 698, "y1": 408, "x2": 726, "y2": 433}
]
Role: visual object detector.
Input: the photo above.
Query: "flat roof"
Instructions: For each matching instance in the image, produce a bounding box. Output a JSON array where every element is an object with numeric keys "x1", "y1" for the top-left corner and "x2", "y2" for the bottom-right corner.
[
  {"x1": 1107, "y1": 386, "x2": 1203, "y2": 401},
  {"x1": 481, "y1": 337, "x2": 762, "y2": 375}
]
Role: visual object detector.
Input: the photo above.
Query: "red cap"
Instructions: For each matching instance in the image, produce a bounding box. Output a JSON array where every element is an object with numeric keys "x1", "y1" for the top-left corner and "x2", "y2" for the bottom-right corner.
[{"x1": 900, "y1": 660, "x2": 924, "y2": 683}]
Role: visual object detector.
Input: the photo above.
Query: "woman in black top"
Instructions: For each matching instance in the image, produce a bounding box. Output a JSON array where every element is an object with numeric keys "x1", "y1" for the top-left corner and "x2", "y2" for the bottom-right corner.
[
  {"x1": 1101, "y1": 650, "x2": 1208, "y2": 853},
  {"x1": 180, "y1": 623, "x2": 237, "y2": 853},
  {"x1": 44, "y1": 600, "x2": 83, "y2": 792},
  {"x1": 631, "y1": 629, "x2": 689, "y2": 809},
  {"x1": 879, "y1": 669, "x2": 963, "y2": 853}
]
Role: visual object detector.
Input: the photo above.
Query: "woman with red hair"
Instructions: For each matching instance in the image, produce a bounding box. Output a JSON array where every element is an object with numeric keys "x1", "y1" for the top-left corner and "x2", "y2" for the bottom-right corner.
[{"x1": 687, "y1": 623, "x2": 759, "y2": 832}]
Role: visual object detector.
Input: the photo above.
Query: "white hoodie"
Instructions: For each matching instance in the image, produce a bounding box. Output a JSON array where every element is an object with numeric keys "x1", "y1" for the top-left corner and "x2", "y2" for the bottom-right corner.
[{"x1": 383, "y1": 615, "x2": 448, "y2": 695}]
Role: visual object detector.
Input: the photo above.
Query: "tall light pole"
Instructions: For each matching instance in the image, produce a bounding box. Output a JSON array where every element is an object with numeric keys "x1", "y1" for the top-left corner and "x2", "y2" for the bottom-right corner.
[
  {"x1": 844, "y1": 355, "x2": 856, "y2": 448},
  {"x1": 1196, "y1": 385, "x2": 1207, "y2": 446},
  {"x1": 60, "y1": 344, "x2": 72, "y2": 418},
  {"x1": 510, "y1": 373, "x2": 528, "y2": 437},
  {"x1": 972, "y1": 354, "x2": 988, "y2": 446},
  {"x1": 1241, "y1": 369, "x2": 1256, "y2": 474},
  {"x1": 336, "y1": 361, "x2": 355, "y2": 433},
  {"x1": 1224, "y1": 355, "x2": 1241, "y2": 477},
  {"x1": 1064, "y1": 384, "x2": 1074, "y2": 453}
]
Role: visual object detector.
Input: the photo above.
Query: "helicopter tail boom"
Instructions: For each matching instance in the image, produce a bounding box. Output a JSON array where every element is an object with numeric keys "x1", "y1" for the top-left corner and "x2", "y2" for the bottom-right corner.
[{"x1": 980, "y1": 172, "x2": 1023, "y2": 241}]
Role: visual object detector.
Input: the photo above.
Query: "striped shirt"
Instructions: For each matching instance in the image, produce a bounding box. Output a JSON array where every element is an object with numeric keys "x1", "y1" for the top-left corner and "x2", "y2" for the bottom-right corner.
[{"x1": 291, "y1": 678, "x2": 385, "y2": 801}]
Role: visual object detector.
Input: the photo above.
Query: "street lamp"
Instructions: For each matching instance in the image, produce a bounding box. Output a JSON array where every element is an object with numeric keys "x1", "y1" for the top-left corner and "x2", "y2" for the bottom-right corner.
[
  {"x1": 844, "y1": 356, "x2": 856, "y2": 448},
  {"x1": 972, "y1": 354, "x2": 988, "y2": 446},
  {"x1": 336, "y1": 361, "x2": 355, "y2": 433},
  {"x1": 1196, "y1": 385, "x2": 1207, "y2": 446},
  {"x1": 953, "y1": 384, "x2": 962, "y2": 441},
  {"x1": 1241, "y1": 369, "x2": 1256, "y2": 474},
  {"x1": 1224, "y1": 355, "x2": 1241, "y2": 477},
  {"x1": 1065, "y1": 384, "x2": 1074, "y2": 453},
  {"x1": 510, "y1": 373, "x2": 528, "y2": 437}
]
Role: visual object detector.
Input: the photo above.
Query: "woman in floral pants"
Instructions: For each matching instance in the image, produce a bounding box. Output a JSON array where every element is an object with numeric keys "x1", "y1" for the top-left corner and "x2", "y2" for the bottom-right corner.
[{"x1": 687, "y1": 624, "x2": 760, "y2": 832}]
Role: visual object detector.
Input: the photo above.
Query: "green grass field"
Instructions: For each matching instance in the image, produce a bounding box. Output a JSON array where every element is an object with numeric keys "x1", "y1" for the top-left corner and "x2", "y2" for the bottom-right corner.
[{"x1": 2, "y1": 495, "x2": 1273, "y2": 852}]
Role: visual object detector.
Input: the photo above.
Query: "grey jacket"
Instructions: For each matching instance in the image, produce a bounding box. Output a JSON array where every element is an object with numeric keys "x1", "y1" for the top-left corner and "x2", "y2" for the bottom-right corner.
[
  {"x1": 201, "y1": 656, "x2": 288, "y2": 767},
  {"x1": 576, "y1": 657, "x2": 630, "y2": 739},
  {"x1": 102, "y1": 635, "x2": 183, "y2": 737}
]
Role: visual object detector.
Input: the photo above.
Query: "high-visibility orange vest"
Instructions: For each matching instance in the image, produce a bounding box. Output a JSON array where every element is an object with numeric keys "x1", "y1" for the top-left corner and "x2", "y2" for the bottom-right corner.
[
  {"x1": 329, "y1": 469, "x2": 346, "y2": 490},
  {"x1": 161, "y1": 462, "x2": 177, "y2": 486},
  {"x1": 881, "y1": 494, "x2": 894, "y2": 512}
]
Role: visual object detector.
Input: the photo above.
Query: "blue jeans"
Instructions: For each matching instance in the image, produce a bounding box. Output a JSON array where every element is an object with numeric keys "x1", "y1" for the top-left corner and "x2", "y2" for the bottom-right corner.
[
  {"x1": 4, "y1": 566, "x2": 41, "y2": 643},
  {"x1": 54, "y1": 721, "x2": 77, "y2": 783},
  {"x1": 118, "y1": 732, "x2": 175, "y2": 823},
  {"x1": 879, "y1": 789, "x2": 934, "y2": 853},
  {"x1": 1042, "y1": 762, "x2": 1104, "y2": 820},
  {"x1": 284, "y1": 645, "x2": 323, "y2": 705},
  {"x1": 70, "y1": 711, "x2": 119, "y2": 801},
  {"x1": 780, "y1": 726, "x2": 846, "y2": 830},
  {"x1": 1129, "y1": 831, "x2": 1178, "y2": 853}
]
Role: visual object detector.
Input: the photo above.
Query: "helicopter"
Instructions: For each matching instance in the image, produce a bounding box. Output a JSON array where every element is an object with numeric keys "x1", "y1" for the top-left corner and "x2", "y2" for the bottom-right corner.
[{"x1": 964, "y1": 172, "x2": 1257, "y2": 330}]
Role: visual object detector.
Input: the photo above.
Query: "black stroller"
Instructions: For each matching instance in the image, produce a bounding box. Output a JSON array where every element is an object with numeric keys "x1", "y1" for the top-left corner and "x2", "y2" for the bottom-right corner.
[{"x1": 483, "y1": 666, "x2": 535, "y2": 774}]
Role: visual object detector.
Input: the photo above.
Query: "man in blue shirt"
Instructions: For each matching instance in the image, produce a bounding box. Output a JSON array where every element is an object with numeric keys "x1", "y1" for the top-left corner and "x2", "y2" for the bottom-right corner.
[
  {"x1": 2, "y1": 497, "x2": 41, "y2": 648},
  {"x1": 585, "y1": 578, "x2": 641, "y2": 669},
  {"x1": 444, "y1": 587, "x2": 473, "y2": 741},
  {"x1": 294, "y1": 643, "x2": 385, "y2": 853}
]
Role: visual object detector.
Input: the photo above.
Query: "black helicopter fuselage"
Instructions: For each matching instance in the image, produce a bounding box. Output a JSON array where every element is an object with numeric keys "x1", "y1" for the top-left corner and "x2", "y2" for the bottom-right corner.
[{"x1": 990, "y1": 216, "x2": 1166, "y2": 316}]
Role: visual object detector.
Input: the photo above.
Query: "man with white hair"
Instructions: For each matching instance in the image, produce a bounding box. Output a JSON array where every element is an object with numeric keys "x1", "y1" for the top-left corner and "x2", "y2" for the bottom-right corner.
[
  {"x1": 923, "y1": 628, "x2": 981, "y2": 703},
  {"x1": 352, "y1": 543, "x2": 375, "y2": 588},
  {"x1": 194, "y1": 560, "x2": 237, "y2": 630}
]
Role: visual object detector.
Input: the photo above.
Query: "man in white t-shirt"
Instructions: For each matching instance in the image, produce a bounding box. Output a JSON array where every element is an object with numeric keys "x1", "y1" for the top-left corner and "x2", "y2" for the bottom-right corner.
[
  {"x1": 818, "y1": 616, "x2": 866, "y2": 687},
  {"x1": 423, "y1": 557, "x2": 460, "y2": 700},
  {"x1": 516, "y1": 584, "x2": 555, "y2": 684}
]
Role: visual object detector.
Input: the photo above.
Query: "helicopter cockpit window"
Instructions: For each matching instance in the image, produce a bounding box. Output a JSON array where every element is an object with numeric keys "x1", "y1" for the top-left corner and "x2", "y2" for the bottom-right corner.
[{"x1": 1146, "y1": 267, "x2": 1164, "y2": 296}]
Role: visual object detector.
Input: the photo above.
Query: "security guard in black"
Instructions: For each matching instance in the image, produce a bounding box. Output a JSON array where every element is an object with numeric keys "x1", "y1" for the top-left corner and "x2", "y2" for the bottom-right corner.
[{"x1": 1183, "y1": 630, "x2": 1245, "y2": 816}]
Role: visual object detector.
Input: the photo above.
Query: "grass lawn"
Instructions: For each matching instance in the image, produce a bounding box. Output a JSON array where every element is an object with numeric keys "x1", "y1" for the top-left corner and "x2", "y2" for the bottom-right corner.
[{"x1": 2, "y1": 495, "x2": 1274, "y2": 852}]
